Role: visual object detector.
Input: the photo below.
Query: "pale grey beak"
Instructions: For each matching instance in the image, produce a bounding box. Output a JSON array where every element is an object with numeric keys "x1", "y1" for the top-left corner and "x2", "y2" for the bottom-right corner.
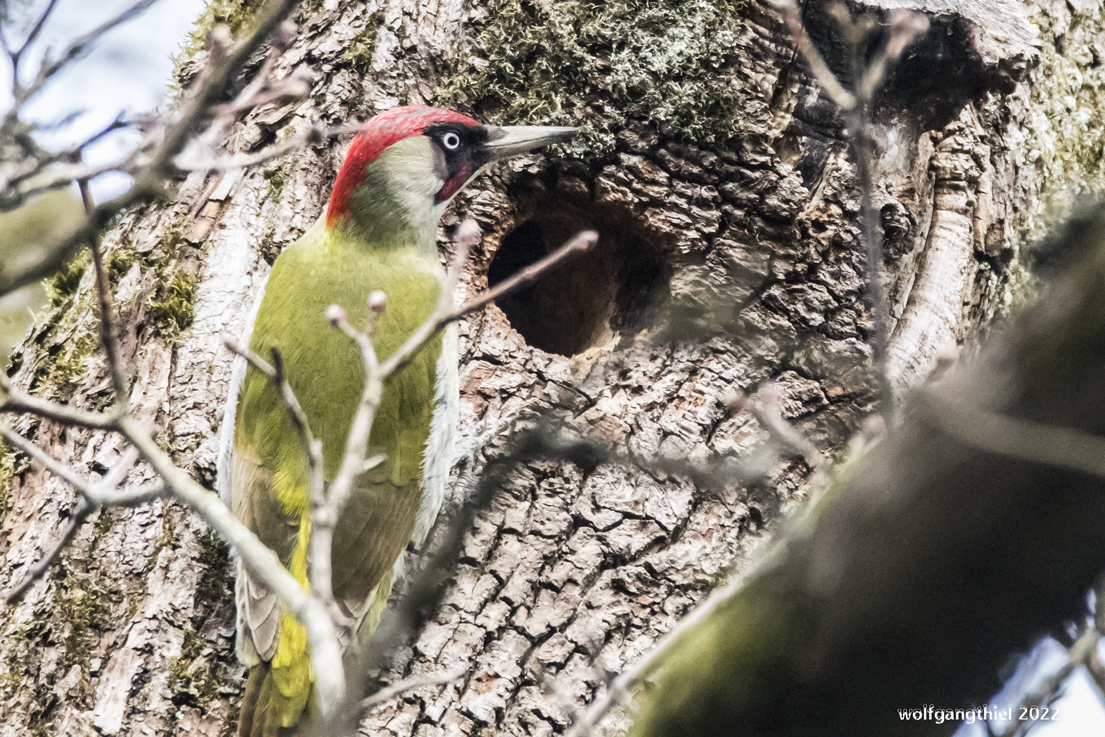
[{"x1": 482, "y1": 125, "x2": 578, "y2": 159}]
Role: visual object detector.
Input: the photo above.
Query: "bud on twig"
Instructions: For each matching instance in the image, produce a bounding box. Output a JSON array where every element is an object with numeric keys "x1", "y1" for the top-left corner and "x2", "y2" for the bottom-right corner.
[
  {"x1": 326, "y1": 304, "x2": 347, "y2": 326},
  {"x1": 209, "y1": 24, "x2": 231, "y2": 57},
  {"x1": 275, "y1": 20, "x2": 298, "y2": 50},
  {"x1": 368, "y1": 291, "x2": 387, "y2": 313},
  {"x1": 455, "y1": 218, "x2": 481, "y2": 251}
]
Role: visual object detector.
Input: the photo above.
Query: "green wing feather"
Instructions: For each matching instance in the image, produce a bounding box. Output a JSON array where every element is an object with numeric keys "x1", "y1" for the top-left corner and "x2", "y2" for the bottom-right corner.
[{"x1": 232, "y1": 219, "x2": 444, "y2": 733}]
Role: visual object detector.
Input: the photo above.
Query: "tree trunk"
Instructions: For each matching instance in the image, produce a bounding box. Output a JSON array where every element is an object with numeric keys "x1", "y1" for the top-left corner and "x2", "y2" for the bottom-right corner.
[{"x1": 0, "y1": 0, "x2": 1099, "y2": 735}]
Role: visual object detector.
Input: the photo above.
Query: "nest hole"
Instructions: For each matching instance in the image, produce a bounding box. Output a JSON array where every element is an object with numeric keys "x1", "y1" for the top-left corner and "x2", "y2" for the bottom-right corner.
[{"x1": 488, "y1": 204, "x2": 666, "y2": 357}]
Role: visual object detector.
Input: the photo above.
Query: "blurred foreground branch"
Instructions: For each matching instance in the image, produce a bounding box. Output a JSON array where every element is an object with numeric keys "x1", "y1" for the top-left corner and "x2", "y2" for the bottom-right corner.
[{"x1": 630, "y1": 209, "x2": 1105, "y2": 736}]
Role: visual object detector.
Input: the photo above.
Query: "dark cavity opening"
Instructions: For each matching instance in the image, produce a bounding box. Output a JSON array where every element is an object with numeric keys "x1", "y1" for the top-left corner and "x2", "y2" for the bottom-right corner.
[{"x1": 488, "y1": 205, "x2": 666, "y2": 357}]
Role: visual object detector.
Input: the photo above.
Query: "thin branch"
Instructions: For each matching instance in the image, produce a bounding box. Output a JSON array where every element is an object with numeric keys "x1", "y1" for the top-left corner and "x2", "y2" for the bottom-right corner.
[
  {"x1": 173, "y1": 120, "x2": 362, "y2": 172},
  {"x1": 79, "y1": 178, "x2": 129, "y2": 413},
  {"x1": 115, "y1": 413, "x2": 347, "y2": 718},
  {"x1": 360, "y1": 670, "x2": 460, "y2": 711},
  {"x1": 0, "y1": 0, "x2": 302, "y2": 298},
  {"x1": 13, "y1": 0, "x2": 62, "y2": 63},
  {"x1": 774, "y1": 1, "x2": 856, "y2": 110},
  {"x1": 268, "y1": 348, "x2": 326, "y2": 515},
  {"x1": 2, "y1": 498, "x2": 93, "y2": 604},
  {"x1": 322, "y1": 301, "x2": 382, "y2": 518},
  {"x1": 0, "y1": 422, "x2": 87, "y2": 489},
  {"x1": 723, "y1": 384, "x2": 825, "y2": 470},
  {"x1": 18, "y1": 0, "x2": 161, "y2": 105},
  {"x1": 222, "y1": 335, "x2": 330, "y2": 604},
  {"x1": 566, "y1": 564, "x2": 751, "y2": 736},
  {"x1": 774, "y1": 1, "x2": 926, "y2": 415},
  {"x1": 917, "y1": 393, "x2": 1105, "y2": 480},
  {"x1": 0, "y1": 426, "x2": 146, "y2": 604},
  {"x1": 0, "y1": 372, "x2": 121, "y2": 430},
  {"x1": 221, "y1": 336, "x2": 324, "y2": 506},
  {"x1": 3, "y1": 150, "x2": 137, "y2": 208},
  {"x1": 382, "y1": 227, "x2": 598, "y2": 379},
  {"x1": 858, "y1": 10, "x2": 930, "y2": 100},
  {"x1": 848, "y1": 100, "x2": 891, "y2": 410}
]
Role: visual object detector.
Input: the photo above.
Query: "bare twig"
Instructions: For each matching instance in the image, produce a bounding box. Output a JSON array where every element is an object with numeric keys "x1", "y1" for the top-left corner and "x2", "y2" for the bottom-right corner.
[
  {"x1": 917, "y1": 392, "x2": 1105, "y2": 479},
  {"x1": 0, "y1": 426, "x2": 150, "y2": 604},
  {"x1": 3, "y1": 498, "x2": 94, "y2": 604},
  {"x1": 849, "y1": 103, "x2": 891, "y2": 410},
  {"x1": 116, "y1": 413, "x2": 348, "y2": 717},
  {"x1": 0, "y1": 423, "x2": 88, "y2": 490},
  {"x1": 382, "y1": 227, "x2": 598, "y2": 379},
  {"x1": 221, "y1": 336, "x2": 325, "y2": 510},
  {"x1": 775, "y1": 0, "x2": 928, "y2": 414},
  {"x1": 360, "y1": 670, "x2": 461, "y2": 711},
  {"x1": 859, "y1": 10, "x2": 930, "y2": 100},
  {"x1": 13, "y1": 0, "x2": 63, "y2": 63},
  {"x1": 79, "y1": 178, "x2": 129, "y2": 412},
  {"x1": 723, "y1": 384, "x2": 825, "y2": 471},
  {"x1": 222, "y1": 335, "x2": 331, "y2": 606},
  {"x1": 0, "y1": 371, "x2": 121, "y2": 430},
  {"x1": 16, "y1": 0, "x2": 161, "y2": 106},
  {"x1": 775, "y1": 1, "x2": 856, "y2": 110},
  {"x1": 0, "y1": 0, "x2": 302, "y2": 298},
  {"x1": 174, "y1": 120, "x2": 362, "y2": 172},
  {"x1": 178, "y1": 19, "x2": 312, "y2": 176},
  {"x1": 323, "y1": 300, "x2": 383, "y2": 527}
]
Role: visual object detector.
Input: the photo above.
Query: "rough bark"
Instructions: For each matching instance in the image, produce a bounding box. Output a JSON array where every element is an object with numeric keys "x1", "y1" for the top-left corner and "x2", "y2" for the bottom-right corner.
[{"x1": 0, "y1": 1, "x2": 1101, "y2": 736}]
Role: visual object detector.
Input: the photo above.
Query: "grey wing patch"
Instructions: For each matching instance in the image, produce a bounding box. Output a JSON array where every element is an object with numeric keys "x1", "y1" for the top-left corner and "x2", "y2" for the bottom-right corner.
[
  {"x1": 231, "y1": 449, "x2": 298, "y2": 666},
  {"x1": 234, "y1": 560, "x2": 260, "y2": 666},
  {"x1": 244, "y1": 568, "x2": 280, "y2": 660}
]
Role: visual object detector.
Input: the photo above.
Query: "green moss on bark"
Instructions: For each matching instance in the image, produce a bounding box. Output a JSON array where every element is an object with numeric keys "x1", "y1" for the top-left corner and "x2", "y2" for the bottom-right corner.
[
  {"x1": 148, "y1": 269, "x2": 198, "y2": 342},
  {"x1": 438, "y1": 0, "x2": 749, "y2": 153},
  {"x1": 1017, "y1": 9, "x2": 1105, "y2": 245},
  {"x1": 0, "y1": 439, "x2": 15, "y2": 521},
  {"x1": 55, "y1": 557, "x2": 123, "y2": 702},
  {"x1": 175, "y1": 0, "x2": 265, "y2": 65},
  {"x1": 30, "y1": 334, "x2": 95, "y2": 396},
  {"x1": 262, "y1": 165, "x2": 287, "y2": 203},
  {"x1": 168, "y1": 628, "x2": 220, "y2": 707},
  {"x1": 44, "y1": 250, "x2": 90, "y2": 307},
  {"x1": 343, "y1": 15, "x2": 383, "y2": 77}
]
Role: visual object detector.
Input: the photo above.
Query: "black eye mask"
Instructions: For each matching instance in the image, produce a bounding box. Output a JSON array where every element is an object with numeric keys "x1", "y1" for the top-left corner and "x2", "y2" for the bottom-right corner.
[{"x1": 425, "y1": 122, "x2": 491, "y2": 203}]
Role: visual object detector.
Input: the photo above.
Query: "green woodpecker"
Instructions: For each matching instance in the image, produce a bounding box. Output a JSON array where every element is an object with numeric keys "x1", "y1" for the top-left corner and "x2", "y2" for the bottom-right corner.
[{"x1": 216, "y1": 106, "x2": 576, "y2": 736}]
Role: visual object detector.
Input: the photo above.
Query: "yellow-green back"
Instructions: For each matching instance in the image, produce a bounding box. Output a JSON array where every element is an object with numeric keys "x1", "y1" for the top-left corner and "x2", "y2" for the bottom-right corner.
[{"x1": 233, "y1": 218, "x2": 444, "y2": 732}]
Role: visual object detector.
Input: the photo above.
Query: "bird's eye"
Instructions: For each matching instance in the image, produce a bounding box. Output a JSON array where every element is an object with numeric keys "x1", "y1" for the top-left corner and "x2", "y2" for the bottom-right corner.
[{"x1": 441, "y1": 131, "x2": 462, "y2": 151}]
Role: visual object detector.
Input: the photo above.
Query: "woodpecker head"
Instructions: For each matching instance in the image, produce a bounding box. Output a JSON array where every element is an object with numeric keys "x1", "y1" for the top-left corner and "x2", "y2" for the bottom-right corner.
[{"x1": 326, "y1": 106, "x2": 576, "y2": 243}]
